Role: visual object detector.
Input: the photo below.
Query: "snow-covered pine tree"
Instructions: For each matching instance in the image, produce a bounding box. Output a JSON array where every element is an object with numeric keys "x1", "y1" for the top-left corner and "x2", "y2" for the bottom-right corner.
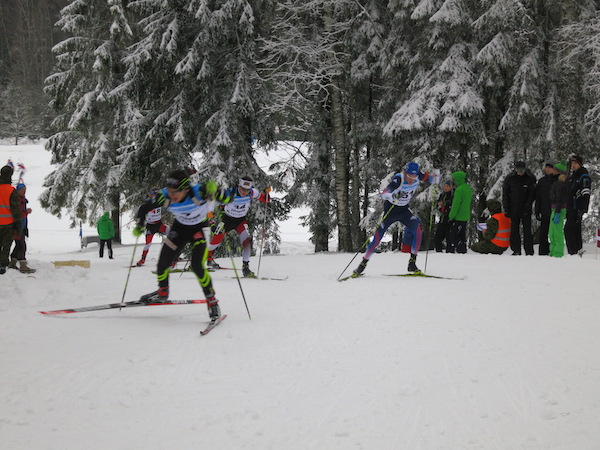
[
  {"x1": 42, "y1": 0, "x2": 134, "y2": 239},
  {"x1": 259, "y1": 0, "x2": 390, "y2": 251},
  {"x1": 117, "y1": 0, "x2": 281, "y2": 251},
  {"x1": 119, "y1": 0, "x2": 275, "y2": 189}
]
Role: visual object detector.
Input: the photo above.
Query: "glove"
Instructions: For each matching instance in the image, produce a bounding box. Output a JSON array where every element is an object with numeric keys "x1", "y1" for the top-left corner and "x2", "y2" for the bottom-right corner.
[
  {"x1": 132, "y1": 225, "x2": 144, "y2": 237},
  {"x1": 505, "y1": 212, "x2": 510, "y2": 219},
  {"x1": 205, "y1": 180, "x2": 218, "y2": 197},
  {"x1": 535, "y1": 213, "x2": 542, "y2": 221},
  {"x1": 577, "y1": 210, "x2": 584, "y2": 223},
  {"x1": 553, "y1": 213, "x2": 560, "y2": 224}
]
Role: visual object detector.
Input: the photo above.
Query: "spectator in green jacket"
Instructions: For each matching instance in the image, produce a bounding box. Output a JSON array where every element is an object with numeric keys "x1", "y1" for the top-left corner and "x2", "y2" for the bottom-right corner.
[
  {"x1": 447, "y1": 170, "x2": 473, "y2": 253},
  {"x1": 96, "y1": 212, "x2": 115, "y2": 259}
]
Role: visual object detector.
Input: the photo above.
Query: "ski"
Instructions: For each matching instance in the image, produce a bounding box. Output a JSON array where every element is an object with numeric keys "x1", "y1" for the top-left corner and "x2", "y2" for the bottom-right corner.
[
  {"x1": 383, "y1": 272, "x2": 465, "y2": 280},
  {"x1": 200, "y1": 314, "x2": 227, "y2": 336},
  {"x1": 232, "y1": 275, "x2": 288, "y2": 281},
  {"x1": 207, "y1": 267, "x2": 235, "y2": 272},
  {"x1": 338, "y1": 273, "x2": 363, "y2": 282},
  {"x1": 39, "y1": 299, "x2": 208, "y2": 315}
]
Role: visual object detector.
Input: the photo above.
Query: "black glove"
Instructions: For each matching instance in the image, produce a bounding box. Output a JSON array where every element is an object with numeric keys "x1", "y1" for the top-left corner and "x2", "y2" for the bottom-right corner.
[
  {"x1": 577, "y1": 210, "x2": 585, "y2": 223},
  {"x1": 535, "y1": 213, "x2": 542, "y2": 221},
  {"x1": 505, "y1": 212, "x2": 511, "y2": 219}
]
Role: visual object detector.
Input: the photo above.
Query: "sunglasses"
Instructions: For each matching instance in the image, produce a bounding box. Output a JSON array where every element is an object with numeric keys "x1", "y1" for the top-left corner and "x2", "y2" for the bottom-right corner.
[{"x1": 166, "y1": 177, "x2": 190, "y2": 191}]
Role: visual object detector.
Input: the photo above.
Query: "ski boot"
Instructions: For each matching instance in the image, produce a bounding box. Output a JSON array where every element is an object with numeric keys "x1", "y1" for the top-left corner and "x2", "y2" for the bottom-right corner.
[
  {"x1": 206, "y1": 296, "x2": 221, "y2": 321},
  {"x1": 136, "y1": 259, "x2": 145, "y2": 267},
  {"x1": 139, "y1": 287, "x2": 169, "y2": 303},
  {"x1": 407, "y1": 254, "x2": 421, "y2": 273},
  {"x1": 242, "y1": 261, "x2": 255, "y2": 278},
  {"x1": 207, "y1": 259, "x2": 221, "y2": 270},
  {"x1": 352, "y1": 258, "x2": 368, "y2": 277}
]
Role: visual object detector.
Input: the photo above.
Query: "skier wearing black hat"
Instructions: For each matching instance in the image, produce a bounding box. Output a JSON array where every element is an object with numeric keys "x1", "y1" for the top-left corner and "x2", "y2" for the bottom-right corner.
[
  {"x1": 565, "y1": 154, "x2": 591, "y2": 255},
  {"x1": 134, "y1": 169, "x2": 232, "y2": 322},
  {"x1": 502, "y1": 161, "x2": 536, "y2": 255}
]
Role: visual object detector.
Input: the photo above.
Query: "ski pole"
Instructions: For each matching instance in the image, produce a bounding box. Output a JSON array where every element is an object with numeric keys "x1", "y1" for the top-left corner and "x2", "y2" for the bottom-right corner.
[
  {"x1": 256, "y1": 190, "x2": 270, "y2": 278},
  {"x1": 337, "y1": 204, "x2": 396, "y2": 280},
  {"x1": 423, "y1": 182, "x2": 438, "y2": 273},
  {"x1": 120, "y1": 235, "x2": 140, "y2": 307},
  {"x1": 225, "y1": 238, "x2": 252, "y2": 320}
]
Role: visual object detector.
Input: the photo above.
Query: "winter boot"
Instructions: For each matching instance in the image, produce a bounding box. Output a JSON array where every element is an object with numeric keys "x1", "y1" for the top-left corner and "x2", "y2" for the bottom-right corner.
[
  {"x1": 407, "y1": 254, "x2": 420, "y2": 273},
  {"x1": 8, "y1": 258, "x2": 17, "y2": 269},
  {"x1": 139, "y1": 287, "x2": 169, "y2": 303},
  {"x1": 352, "y1": 258, "x2": 368, "y2": 277},
  {"x1": 206, "y1": 295, "x2": 221, "y2": 321},
  {"x1": 242, "y1": 261, "x2": 255, "y2": 278},
  {"x1": 0, "y1": 266, "x2": 6, "y2": 275},
  {"x1": 18, "y1": 260, "x2": 36, "y2": 274}
]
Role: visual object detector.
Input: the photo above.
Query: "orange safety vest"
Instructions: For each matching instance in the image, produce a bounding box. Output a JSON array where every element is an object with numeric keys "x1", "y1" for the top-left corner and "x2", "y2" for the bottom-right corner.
[
  {"x1": 0, "y1": 184, "x2": 16, "y2": 225},
  {"x1": 490, "y1": 213, "x2": 511, "y2": 248}
]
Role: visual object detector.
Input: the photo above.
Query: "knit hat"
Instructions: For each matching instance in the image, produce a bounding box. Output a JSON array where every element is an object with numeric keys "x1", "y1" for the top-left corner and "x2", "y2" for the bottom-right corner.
[
  {"x1": 569, "y1": 154, "x2": 583, "y2": 165},
  {"x1": 554, "y1": 162, "x2": 567, "y2": 174},
  {"x1": 166, "y1": 169, "x2": 191, "y2": 191},
  {"x1": 544, "y1": 161, "x2": 554, "y2": 168},
  {"x1": 0, "y1": 165, "x2": 13, "y2": 180},
  {"x1": 16, "y1": 183, "x2": 26, "y2": 191},
  {"x1": 444, "y1": 180, "x2": 453, "y2": 187},
  {"x1": 405, "y1": 162, "x2": 419, "y2": 176},
  {"x1": 486, "y1": 199, "x2": 502, "y2": 214},
  {"x1": 514, "y1": 161, "x2": 526, "y2": 170}
]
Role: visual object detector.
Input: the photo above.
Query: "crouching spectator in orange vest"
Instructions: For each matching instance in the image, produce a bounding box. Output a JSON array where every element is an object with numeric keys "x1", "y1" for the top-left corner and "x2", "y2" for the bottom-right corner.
[{"x1": 470, "y1": 199, "x2": 511, "y2": 255}]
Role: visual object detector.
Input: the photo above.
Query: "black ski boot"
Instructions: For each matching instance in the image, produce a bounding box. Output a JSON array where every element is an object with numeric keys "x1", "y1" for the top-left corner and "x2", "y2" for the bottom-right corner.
[
  {"x1": 207, "y1": 259, "x2": 221, "y2": 270},
  {"x1": 206, "y1": 296, "x2": 221, "y2": 321},
  {"x1": 242, "y1": 262, "x2": 255, "y2": 278},
  {"x1": 407, "y1": 254, "x2": 420, "y2": 273},
  {"x1": 139, "y1": 287, "x2": 169, "y2": 303},
  {"x1": 353, "y1": 258, "x2": 368, "y2": 277}
]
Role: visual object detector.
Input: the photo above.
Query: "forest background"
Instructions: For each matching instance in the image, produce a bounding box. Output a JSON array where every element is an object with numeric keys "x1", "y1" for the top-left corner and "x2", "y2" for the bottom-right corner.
[{"x1": 0, "y1": 0, "x2": 599, "y2": 253}]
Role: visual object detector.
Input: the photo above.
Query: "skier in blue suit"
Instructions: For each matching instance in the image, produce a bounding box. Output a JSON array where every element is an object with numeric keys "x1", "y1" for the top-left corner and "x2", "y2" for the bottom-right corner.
[{"x1": 353, "y1": 162, "x2": 435, "y2": 276}]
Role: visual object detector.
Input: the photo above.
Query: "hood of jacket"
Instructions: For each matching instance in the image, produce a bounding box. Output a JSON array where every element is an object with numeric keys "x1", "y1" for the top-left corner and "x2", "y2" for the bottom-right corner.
[{"x1": 451, "y1": 171, "x2": 466, "y2": 186}]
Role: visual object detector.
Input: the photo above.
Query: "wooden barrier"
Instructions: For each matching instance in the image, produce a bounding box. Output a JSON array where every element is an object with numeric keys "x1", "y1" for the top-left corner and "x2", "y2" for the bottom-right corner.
[{"x1": 53, "y1": 260, "x2": 91, "y2": 269}]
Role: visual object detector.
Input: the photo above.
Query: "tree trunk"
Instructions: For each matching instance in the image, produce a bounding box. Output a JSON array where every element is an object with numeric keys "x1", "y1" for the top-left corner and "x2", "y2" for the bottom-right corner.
[
  {"x1": 331, "y1": 84, "x2": 352, "y2": 252},
  {"x1": 556, "y1": 1, "x2": 583, "y2": 156}
]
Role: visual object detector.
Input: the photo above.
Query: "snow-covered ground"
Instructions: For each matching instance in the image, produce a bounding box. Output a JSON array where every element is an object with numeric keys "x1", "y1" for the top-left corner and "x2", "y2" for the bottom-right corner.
[{"x1": 2, "y1": 143, "x2": 600, "y2": 450}]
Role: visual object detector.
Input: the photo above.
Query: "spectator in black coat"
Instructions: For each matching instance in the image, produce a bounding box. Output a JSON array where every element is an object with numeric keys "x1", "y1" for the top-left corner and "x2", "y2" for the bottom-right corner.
[
  {"x1": 565, "y1": 154, "x2": 592, "y2": 255},
  {"x1": 434, "y1": 180, "x2": 453, "y2": 252},
  {"x1": 534, "y1": 162, "x2": 558, "y2": 255},
  {"x1": 502, "y1": 160, "x2": 537, "y2": 255}
]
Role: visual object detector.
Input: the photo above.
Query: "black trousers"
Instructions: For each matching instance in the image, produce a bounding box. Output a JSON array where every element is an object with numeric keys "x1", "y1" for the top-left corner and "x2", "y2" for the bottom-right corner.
[
  {"x1": 564, "y1": 210, "x2": 583, "y2": 255},
  {"x1": 449, "y1": 221, "x2": 468, "y2": 253},
  {"x1": 99, "y1": 239, "x2": 113, "y2": 258},
  {"x1": 156, "y1": 220, "x2": 215, "y2": 298},
  {"x1": 509, "y1": 214, "x2": 534, "y2": 255},
  {"x1": 538, "y1": 215, "x2": 551, "y2": 255},
  {"x1": 434, "y1": 220, "x2": 451, "y2": 252}
]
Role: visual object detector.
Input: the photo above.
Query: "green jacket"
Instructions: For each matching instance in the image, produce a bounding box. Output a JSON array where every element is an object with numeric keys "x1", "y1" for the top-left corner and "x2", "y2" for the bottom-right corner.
[
  {"x1": 96, "y1": 212, "x2": 115, "y2": 240},
  {"x1": 449, "y1": 171, "x2": 473, "y2": 221}
]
